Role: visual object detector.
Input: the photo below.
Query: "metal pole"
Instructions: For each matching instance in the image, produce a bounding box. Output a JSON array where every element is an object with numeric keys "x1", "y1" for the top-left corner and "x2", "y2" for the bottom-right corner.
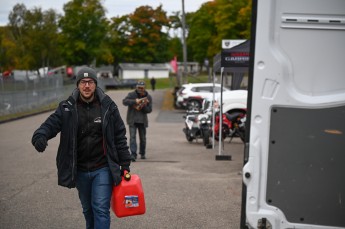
[
  {"x1": 181, "y1": 0, "x2": 188, "y2": 84},
  {"x1": 212, "y1": 72, "x2": 216, "y2": 149},
  {"x1": 218, "y1": 67, "x2": 224, "y2": 156},
  {"x1": 215, "y1": 67, "x2": 231, "y2": 161}
]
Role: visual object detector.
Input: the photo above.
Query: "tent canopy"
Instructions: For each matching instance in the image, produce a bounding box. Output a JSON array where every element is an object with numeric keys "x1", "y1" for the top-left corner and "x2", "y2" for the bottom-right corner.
[{"x1": 213, "y1": 40, "x2": 250, "y2": 74}]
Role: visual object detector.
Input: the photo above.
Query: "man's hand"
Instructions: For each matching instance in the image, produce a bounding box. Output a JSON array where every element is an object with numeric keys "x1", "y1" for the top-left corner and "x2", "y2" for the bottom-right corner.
[
  {"x1": 34, "y1": 136, "x2": 48, "y2": 153},
  {"x1": 136, "y1": 97, "x2": 149, "y2": 104},
  {"x1": 134, "y1": 97, "x2": 149, "y2": 110},
  {"x1": 121, "y1": 165, "x2": 130, "y2": 176}
]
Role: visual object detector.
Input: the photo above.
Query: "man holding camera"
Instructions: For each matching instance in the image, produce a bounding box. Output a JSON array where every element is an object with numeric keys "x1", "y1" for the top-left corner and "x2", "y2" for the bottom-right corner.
[{"x1": 123, "y1": 81, "x2": 153, "y2": 161}]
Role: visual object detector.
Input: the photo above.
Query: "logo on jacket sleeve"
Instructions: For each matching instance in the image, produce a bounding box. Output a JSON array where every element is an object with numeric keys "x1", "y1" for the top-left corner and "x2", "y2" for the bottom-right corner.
[{"x1": 94, "y1": 117, "x2": 101, "y2": 123}]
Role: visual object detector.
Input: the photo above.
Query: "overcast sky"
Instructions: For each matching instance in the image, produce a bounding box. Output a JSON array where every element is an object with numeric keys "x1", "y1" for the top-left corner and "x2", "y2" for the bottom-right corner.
[{"x1": 0, "y1": 0, "x2": 210, "y2": 26}]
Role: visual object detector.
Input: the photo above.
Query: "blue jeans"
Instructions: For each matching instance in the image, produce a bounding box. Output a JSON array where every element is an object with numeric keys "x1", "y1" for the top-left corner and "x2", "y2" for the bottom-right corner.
[
  {"x1": 76, "y1": 167, "x2": 113, "y2": 229},
  {"x1": 129, "y1": 123, "x2": 146, "y2": 156}
]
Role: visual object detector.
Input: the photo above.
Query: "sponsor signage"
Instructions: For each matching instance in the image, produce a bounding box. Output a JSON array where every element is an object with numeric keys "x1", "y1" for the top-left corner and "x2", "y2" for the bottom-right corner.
[
  {"x1": 221, "y1": 40, "x2": 250, "y2": 68},
  {"x1": 221, "y1": 51, "x2": 250, "y2": 67}
]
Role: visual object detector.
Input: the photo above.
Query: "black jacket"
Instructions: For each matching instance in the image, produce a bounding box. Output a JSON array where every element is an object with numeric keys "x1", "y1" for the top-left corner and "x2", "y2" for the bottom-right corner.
[
  {"x1": 76, "y1": 96, "x2": 106, "y2": 172},
  {"x1": 32, "y1": 88, "x2": 131, "y2": 188}
]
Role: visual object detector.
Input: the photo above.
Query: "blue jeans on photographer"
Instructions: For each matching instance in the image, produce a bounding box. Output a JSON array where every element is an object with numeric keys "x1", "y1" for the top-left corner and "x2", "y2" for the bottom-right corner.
[
  {"x1": 76, "y1": 167, "x2": 113, "y2": 229},
  {"x1": 129, "y1": 123, "x2": 146, "y2": 157}
]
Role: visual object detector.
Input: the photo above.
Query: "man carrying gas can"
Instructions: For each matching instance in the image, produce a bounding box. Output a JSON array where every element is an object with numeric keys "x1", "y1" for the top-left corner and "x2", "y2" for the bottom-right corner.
[{"x1": 31, "y1": 67, "x2": 131, "y2": 229}]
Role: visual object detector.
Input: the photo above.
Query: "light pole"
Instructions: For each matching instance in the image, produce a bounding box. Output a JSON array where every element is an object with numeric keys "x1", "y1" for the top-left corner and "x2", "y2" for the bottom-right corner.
[
  {"x1": 181, "y1": 0, "x2": 188, "y2": 84},
  {"x1": 204, "y1": 58, "x2": 211, "y2": 82}
]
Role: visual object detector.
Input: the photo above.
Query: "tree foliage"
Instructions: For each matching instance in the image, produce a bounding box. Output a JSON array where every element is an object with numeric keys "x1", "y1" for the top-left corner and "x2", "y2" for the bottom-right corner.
[
  {"x1": 2, "y1": 4, "x2": 61, "y2": 72},
  {"x1": 1, "y1": 0, "x2": 252, "y2": 72},
  {"x1": 109, "y1": 5, "x2": 170, "y2": 63},
  {"x1": 187, "y1": 0, "x2": 251, "y2": 66},
  {"x1": 23, "y1": 8, "x2": 61, "y2": 70},
  {"x1": 186, "y1": 2, "x2": 217, "y2": 65},
  {"x1": 59, "y1": 0, "x2": 109, "y2": 65},
  {"x1": 211, "y1": 0, "x2": 251, "y2": 53}
]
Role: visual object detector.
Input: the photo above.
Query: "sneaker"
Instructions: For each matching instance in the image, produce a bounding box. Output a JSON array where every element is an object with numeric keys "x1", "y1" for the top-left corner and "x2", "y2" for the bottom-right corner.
[
  {"x1": 140, "y1": 155, "x2": 146, "y2": 159},
  {"x1": 131, "y1": 155, "x2": 137, "y2": 162}
]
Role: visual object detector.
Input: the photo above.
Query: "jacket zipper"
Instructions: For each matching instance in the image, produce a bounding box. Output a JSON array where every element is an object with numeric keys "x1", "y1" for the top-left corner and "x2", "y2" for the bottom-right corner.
[
  {"x1": 72, "y1": 102, "x2": 78, "y2": 184},
  {"x1": 87, "y1": 104, "x2": 90, "y2": 170},
  {"x1": 102, "y1": 104, "x2": 110, "y2": 155}
]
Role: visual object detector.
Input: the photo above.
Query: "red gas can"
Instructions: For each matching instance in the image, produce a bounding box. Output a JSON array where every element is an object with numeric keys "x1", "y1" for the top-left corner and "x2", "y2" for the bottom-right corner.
[{"x1": 111, "y1": 173, "x2": 146, "y2": 218}]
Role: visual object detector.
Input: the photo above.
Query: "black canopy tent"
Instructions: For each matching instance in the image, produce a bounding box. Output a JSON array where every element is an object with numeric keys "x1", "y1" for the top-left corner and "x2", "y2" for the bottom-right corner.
[
  {"x1": 213, "y1": 40, "x2": 250, "y2": 90},
  {"x1": 212, "y1": 40, "x2": 250, "y2": 160}
]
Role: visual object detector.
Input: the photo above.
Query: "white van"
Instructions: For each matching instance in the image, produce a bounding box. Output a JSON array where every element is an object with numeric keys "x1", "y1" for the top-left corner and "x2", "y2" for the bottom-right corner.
[{"x1": 242, "y1": 0, "x2": 345, "y2": 228}]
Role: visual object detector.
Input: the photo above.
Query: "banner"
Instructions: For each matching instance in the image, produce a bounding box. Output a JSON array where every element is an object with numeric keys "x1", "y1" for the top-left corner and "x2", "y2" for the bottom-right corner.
[
  {"x1": 170, "y1": 56, "x2": 178, "y2": 74},
  {"x1": 221, "y1": 40, "x2": 250, "y2": 68}
]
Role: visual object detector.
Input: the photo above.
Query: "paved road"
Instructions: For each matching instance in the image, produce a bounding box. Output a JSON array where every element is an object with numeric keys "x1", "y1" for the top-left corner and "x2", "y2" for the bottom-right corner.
[{"x1": 0, "y1": 89, "x2": 245, "y2": 229}]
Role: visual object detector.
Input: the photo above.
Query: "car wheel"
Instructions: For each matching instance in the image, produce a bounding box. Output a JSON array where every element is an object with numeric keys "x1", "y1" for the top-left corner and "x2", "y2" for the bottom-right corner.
[{"x1": 187, "y1": 100, "x2": 201, "y2": 111}]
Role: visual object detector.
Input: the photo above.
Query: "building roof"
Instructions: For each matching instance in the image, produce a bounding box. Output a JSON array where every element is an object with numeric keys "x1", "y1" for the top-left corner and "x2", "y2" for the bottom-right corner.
[{"x1": 119, "y1": 63, "x2": 169, "y2": 71}]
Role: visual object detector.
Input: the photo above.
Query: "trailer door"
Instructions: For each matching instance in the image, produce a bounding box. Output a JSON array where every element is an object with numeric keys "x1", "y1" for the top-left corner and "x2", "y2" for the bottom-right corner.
[{"x1": 242, "y1": 0, "x2": 345, "y2": 228}]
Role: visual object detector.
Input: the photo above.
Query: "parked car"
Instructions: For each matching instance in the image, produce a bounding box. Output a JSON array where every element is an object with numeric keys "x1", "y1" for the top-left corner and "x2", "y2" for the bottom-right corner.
[
  {"x1": 175, "y1": 83, "x2": 231, "y2": 110},
  {"x1": 96, "y1": 70, "x2": 137, "y2": 89},
  {"x1": 201, "y1": 89, "x2": 248, "y2": 115},
  {"x1": 97, "y1": 70, "x2": 113, "y2": 79},
  {"x1": 214, "y1": 90, "x2": 247, "y2": 113},
  {"x1": 111, "y1": 78, "x2": 137, "y2": 89}
]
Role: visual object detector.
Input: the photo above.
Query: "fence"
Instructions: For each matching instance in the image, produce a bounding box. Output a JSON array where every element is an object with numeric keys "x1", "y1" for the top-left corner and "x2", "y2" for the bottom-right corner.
[{"x1": 0, "y1": 75, "x2": 75, "y2": 119}]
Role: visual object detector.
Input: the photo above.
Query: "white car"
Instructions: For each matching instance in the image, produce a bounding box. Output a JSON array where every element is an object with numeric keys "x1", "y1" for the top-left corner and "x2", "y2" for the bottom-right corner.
[
  {"x1": 175, "y1": 83, "x2": 231, "y2": 110},
  {"x1": 214, "y1": 90, "x2": 247, "y2": 113},
  {"x1": 200, "y1": 89, "x2": 248, "y2": 126}
]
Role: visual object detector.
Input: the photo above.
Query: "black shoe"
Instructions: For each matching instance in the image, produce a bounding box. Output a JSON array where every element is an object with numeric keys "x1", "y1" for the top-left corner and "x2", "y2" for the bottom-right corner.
[
  {"x1": 140, "y1": 155, "x2": 146, "y2": 159},
  {"x1": 131, "y1": 155, "x2": 137, "y2": 162}
]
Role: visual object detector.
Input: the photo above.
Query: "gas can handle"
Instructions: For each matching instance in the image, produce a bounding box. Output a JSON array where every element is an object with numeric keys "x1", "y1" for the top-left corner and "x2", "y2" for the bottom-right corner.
[{"x1": 123, "y1": 170, "x2": 131, "y2": 181}]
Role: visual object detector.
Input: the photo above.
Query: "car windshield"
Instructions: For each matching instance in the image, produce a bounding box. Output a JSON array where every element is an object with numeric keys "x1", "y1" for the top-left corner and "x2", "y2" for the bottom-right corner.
[{"x1": 178, "y1": 87, "x2": 186, "y2": 94}]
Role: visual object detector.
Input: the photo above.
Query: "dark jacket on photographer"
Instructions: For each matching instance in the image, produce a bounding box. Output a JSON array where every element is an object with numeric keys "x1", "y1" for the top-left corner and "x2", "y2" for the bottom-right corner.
[{"x1": 31, "y1": 88, "x2": 131, "y2": 188}]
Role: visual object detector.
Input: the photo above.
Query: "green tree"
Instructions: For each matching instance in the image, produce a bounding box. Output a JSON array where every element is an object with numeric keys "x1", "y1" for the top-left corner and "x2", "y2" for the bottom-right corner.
[
  {"x1": 6, "y1": 4, "x2": 61, "y2": 72},
  {"x1": 2, "y1": 1, "x2": 252, "y2": 72},
  {"x1": 59, "y1": 0, "x2": 109, "y2": 65},
  {"x1": 186, "y1": 0, "x2": 251, "y2": 68},
  {"x1": 108, "y1": 15, "x2": 131, "y2": 68},
  {"x1": 0, "y1": 27, "x2": 17, "y2": 71},
  {"x1": 167, "y1": 37, "x2": 183, "y2": 61},
  {"x1": 7, "y1": 3, "x2": 29, "y2": 69},
  {"x1": 167, "y1": 12, "x2": 186, "y2": 62},
  {"x1": 109, "y1": 5, "x2": 170, "y2": 63},
  {"x1": 210, "y1": 0, "x2": 251, "y2": 57},
  {"x1": 186, "y1": 2, "x2": 217, "y2": 65},
  {"x1": 23, "y1": 8, "x2": 61, "y2": 71},
  {"x1": 131, "y1": 5, "x2": 170, "y2": 62}
]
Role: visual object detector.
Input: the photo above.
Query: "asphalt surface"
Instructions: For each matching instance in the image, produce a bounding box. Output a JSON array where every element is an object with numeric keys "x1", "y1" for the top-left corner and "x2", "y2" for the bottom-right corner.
[{"x1": 0, "y1": 89, "x2": 245, "y2": 229}]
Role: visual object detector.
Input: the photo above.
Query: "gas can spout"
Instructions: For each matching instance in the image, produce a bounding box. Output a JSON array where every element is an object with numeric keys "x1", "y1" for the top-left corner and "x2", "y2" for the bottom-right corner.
[{"x1": 124, "y1": 172, "x2": 131, "y2": 181}]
